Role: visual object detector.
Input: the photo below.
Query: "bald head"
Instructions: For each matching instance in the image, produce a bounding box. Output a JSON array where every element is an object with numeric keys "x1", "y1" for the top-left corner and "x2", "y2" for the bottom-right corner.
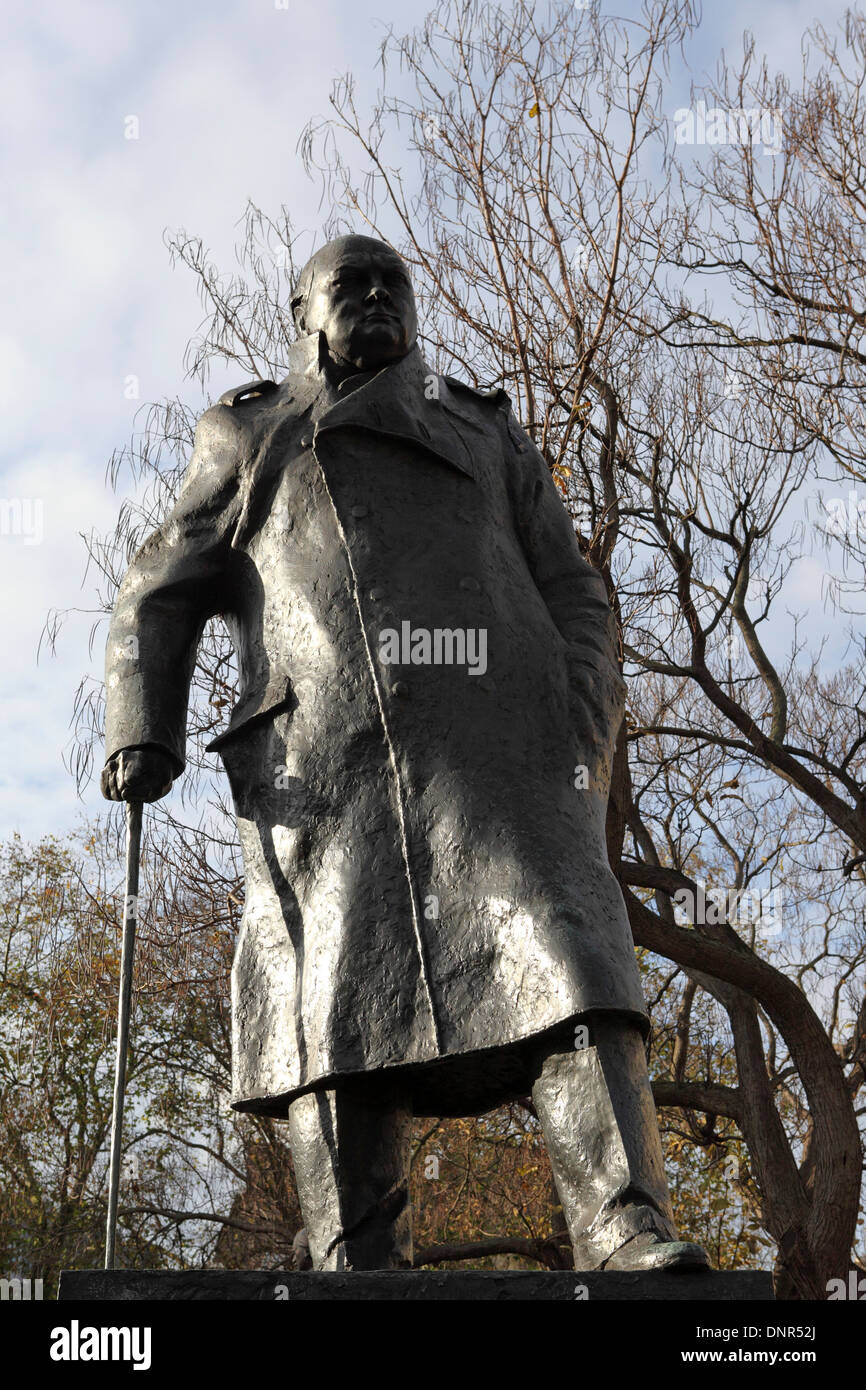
[{"x1": 290, "y1": 235, "x2": 418, "y2": 372}]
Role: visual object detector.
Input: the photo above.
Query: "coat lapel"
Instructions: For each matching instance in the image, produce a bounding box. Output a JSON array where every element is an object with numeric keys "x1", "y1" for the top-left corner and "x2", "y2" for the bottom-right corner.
[
  {"x1": 313, "y1": 343, "x2": 478, "y2": 481},
  {"x1": 231, "y1": 337, "x2": 480, "y2": 551}
]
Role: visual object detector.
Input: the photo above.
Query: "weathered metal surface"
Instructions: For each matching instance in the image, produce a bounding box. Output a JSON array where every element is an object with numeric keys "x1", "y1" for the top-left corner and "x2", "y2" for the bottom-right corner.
[
  {"x1": 103, "y1": 250, "x2": 645, "y2": 1119},
  {"x1": 101, "y1": 235, "x2": 709, "y2": 1275}
]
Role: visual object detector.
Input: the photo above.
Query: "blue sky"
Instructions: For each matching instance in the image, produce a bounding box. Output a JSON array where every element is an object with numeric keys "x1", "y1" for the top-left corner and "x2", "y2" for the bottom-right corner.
[{"x1": 0, "y1": 0, "x2": 857, "y2": 842}]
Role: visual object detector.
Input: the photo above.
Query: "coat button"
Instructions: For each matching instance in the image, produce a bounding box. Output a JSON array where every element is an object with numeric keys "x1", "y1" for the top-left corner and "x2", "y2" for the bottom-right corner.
[
  {"x1": 392, "y1": 680, "x2": 410, "y2": 697},
  {"x1": 369, "y1": 587, "x2": 385, "y2": 601},
  {"x1": 459, "y1": 576, "x2": 481, "y2": 592},
  {"x1": 300, "y1": 434, "x2": 313, "y2": 448},
  {"x1": 351, "y1": 505, "x2": 368, "y2": 518}
]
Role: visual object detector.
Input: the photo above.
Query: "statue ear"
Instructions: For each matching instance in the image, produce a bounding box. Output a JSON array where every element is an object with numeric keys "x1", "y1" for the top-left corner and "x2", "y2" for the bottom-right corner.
[{"x1": 291, "y1": 294, "x2": 306, "y2": 333}]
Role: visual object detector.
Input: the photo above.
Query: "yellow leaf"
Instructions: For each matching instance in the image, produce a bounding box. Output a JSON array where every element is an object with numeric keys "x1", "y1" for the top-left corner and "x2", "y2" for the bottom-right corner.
[{"x1": 528, "y1": 102, "x2": 540, "y2": 118}]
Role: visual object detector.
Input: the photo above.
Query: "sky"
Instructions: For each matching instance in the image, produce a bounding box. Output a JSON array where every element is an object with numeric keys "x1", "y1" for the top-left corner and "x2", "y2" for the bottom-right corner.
[{"x1": 0, "y1": 0, "x2": 858, "y2": 845}]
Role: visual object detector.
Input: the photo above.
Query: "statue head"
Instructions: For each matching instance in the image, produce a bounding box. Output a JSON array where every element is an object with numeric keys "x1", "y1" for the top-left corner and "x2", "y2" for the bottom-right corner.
[{"x1": 290, "y1": 235, "x2": 418, "y2": 372}]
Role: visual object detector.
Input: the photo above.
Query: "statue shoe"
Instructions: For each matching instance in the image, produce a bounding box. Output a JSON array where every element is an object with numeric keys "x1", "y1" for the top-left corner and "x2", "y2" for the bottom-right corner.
[{"x1": 603, "y1": 1231, "x2": 710, "y2": 1272}]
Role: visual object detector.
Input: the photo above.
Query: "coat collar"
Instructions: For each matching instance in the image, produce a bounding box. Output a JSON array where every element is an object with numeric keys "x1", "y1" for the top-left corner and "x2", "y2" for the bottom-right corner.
[
  {"x1": 231, "y1": 337, "x2": 486, "y2": 551},
  {"x1": 282, "y1": 334, "x2": 478, "y2": 481}
]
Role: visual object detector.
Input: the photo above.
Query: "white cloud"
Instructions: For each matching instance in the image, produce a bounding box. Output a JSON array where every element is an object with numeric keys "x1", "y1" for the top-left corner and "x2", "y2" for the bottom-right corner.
[{"x1": 1, "y1": 0, "x2": 438, "y2": 843}]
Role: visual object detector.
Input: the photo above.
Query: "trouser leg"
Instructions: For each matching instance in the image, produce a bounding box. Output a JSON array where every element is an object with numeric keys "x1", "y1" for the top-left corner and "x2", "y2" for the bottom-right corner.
[
  {"x1": 531, "y1": 1013, "x2": 679, "y2": 1268},
  {"x1": 287, "y1": 1076, "x2": 413, "y2": 1271}
]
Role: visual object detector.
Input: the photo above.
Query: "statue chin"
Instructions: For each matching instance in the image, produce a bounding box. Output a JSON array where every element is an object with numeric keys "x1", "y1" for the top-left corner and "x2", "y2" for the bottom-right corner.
[{"x1": 341, "y1": 325, "x2": 410, "y2": 372}]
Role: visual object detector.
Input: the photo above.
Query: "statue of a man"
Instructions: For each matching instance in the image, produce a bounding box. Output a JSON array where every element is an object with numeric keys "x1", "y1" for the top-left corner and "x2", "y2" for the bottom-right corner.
[{"x1": 102, "y1": 234, "x2": 707, "y2": 1274}]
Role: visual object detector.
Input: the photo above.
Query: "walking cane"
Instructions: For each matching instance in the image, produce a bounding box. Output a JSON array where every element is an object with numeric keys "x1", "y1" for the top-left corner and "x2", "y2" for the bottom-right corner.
[{"x1": 104, "y1": 798, "x2": 143, "y2": 1271}]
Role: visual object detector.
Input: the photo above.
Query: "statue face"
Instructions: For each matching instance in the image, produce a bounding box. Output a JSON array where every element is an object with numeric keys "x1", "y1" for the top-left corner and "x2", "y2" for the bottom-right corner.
[{"x1": 299, "y1": 242, "x2": 418, "y2": 370}]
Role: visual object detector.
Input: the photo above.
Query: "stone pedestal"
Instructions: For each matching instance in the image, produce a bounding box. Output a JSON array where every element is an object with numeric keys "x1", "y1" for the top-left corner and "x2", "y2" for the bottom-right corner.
[{"x1": 58, "y1": 1269, "x2": 773, "y2": 1301}]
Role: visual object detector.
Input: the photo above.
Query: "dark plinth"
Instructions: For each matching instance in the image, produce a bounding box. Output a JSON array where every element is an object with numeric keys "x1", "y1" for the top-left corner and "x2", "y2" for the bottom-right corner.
[{"x1": 58, "y1": 1269, "x2": 773, "y2": 1301}]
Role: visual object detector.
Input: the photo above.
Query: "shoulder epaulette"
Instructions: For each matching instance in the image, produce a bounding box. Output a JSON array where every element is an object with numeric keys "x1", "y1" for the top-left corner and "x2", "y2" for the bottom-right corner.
[
  {"x1": 218, "y1": 379, "x2": 279, "y2": 409},
  {"x1": 442, "y1": 376, "x2": 511, "y2": 409}
]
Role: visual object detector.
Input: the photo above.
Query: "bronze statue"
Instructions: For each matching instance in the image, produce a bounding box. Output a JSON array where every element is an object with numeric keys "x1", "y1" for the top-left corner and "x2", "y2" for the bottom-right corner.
[{"x1": 102, "y1": 234, "x2": 708, "y2": 1274}]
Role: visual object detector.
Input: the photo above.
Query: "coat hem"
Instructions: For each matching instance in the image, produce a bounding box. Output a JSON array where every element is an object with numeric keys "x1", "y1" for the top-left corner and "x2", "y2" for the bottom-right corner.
[{"x1": 229, "y1": 1005, "x2": 650, "y2": 1120}]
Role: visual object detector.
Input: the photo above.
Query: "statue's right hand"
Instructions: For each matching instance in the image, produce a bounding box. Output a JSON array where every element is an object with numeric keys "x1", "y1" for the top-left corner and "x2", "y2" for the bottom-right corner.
[{"x1": 100, "y1": 748, "x2": 176, "y2": 803}]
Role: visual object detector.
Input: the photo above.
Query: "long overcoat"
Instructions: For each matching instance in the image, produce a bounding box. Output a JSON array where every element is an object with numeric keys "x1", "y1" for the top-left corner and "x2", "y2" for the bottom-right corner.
[{"x1": 104, "y1": 332, "x2": 649, "y2": 1116}]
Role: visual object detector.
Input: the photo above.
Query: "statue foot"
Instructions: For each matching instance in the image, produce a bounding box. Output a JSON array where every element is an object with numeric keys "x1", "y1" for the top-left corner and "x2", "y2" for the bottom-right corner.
[{"x1": 603, "y1": 1232, "x2": 710, "y2": 1272}]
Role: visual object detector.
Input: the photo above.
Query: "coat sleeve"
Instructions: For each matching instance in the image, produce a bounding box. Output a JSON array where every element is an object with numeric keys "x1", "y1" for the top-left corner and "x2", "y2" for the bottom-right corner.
[
  {"x1": 103, "y1": 404, "x2": 243, "y2": 775},
  {"x1": 502, "y1": 404, "x2": 626, "y2": 744}
]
